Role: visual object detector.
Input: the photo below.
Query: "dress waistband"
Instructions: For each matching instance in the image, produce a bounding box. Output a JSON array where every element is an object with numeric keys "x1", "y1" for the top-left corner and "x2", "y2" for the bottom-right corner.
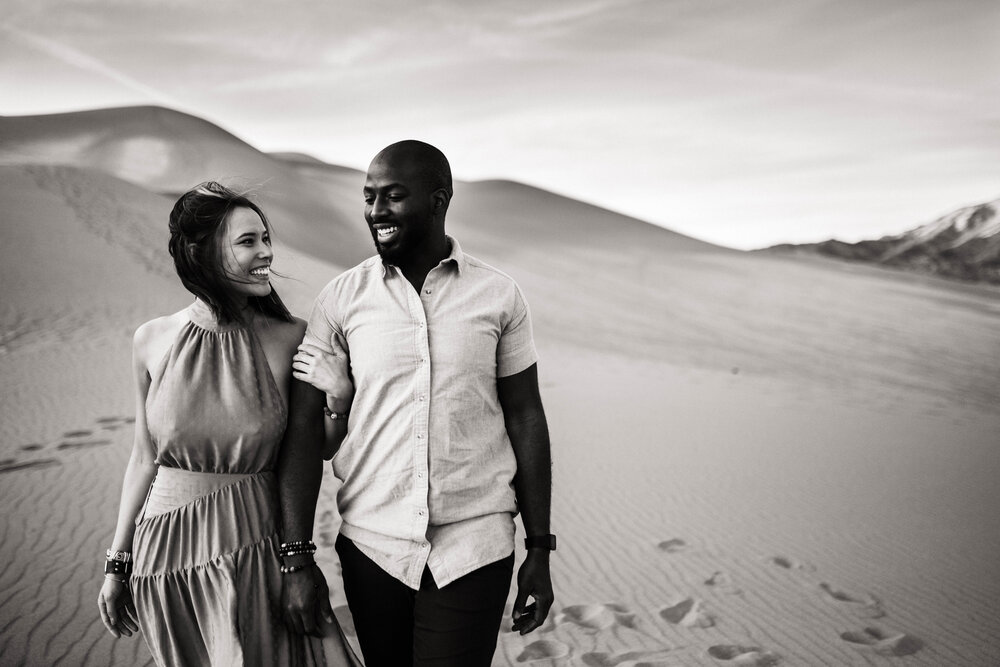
[{"x1": 143, "y1": 467, "x2": 261, "y2": 519}]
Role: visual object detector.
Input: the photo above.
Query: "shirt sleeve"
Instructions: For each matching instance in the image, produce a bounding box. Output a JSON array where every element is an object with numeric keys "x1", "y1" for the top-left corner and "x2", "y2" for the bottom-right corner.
[
  {"x1": 497, "y1": 283, "x2": 538, "y2": 378},
  {"x1": 303, "y1": 282, "x2": 342, "y2": 353}
]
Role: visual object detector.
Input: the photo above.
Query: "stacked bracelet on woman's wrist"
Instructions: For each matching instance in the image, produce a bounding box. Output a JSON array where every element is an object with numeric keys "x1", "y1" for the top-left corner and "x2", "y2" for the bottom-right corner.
[{"x1": 105, "y1": 549, "x2": 132, "y2": 581}]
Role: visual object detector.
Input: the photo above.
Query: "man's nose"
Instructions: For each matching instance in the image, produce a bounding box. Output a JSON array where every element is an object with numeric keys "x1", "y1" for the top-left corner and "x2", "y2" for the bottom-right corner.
[{"x1": 370, "y1": 196, "x2": 390, "y2": 219}]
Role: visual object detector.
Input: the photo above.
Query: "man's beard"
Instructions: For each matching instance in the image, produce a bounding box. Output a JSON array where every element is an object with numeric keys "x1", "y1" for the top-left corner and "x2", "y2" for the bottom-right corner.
[{"x1": 374, "y1": 237, "x2": 406, "y2": 265}]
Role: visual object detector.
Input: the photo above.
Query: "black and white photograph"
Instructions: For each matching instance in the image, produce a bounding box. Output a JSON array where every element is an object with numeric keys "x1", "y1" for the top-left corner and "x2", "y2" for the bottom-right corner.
[{"x1": 1, "y1": 1, "x2": 998, "y2": 665}]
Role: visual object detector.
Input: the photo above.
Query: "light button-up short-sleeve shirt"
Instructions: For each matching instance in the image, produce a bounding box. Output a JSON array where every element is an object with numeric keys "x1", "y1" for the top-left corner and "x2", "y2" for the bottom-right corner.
[{"x1": 304, "y1": 237, "x2": 537, "y2": 588}]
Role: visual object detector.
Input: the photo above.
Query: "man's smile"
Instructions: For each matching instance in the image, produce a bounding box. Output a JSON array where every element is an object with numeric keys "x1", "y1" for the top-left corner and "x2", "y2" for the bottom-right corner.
[{"x1": 374, "y1": 225, "x2": 400, "y2": 244}]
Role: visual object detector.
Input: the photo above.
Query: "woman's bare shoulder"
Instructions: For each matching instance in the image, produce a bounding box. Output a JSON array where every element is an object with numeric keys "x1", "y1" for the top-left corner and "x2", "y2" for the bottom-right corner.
[{"x1": 133, "y1": 309, "x2": 190, "y2": 371}]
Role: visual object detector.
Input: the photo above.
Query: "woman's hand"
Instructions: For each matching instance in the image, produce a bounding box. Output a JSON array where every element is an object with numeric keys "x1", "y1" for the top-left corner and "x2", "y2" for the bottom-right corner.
[
  {"x1": 98, "y1": 577, "x2": 140, "y2": 638},
  {"x1": 292, "y1": 337, "x2": 354, "y2": 405}
]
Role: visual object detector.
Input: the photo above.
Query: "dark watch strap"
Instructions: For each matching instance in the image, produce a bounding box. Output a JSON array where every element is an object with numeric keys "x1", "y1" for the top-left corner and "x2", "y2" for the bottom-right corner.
[{"x1": 524, "y1": 534, "x2": 557, "y2": 550}]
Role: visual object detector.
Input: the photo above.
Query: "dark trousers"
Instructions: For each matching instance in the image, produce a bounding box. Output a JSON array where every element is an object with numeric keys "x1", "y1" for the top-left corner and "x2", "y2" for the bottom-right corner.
[{"x1": 336, "y1": 534, "x2": 514, "y2": 667}]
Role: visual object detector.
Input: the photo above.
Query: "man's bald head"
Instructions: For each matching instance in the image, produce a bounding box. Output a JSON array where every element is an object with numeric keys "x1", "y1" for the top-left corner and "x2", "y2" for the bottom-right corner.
[{"x1": 371, "y1": 140, "x2": 453, "y2": 198}]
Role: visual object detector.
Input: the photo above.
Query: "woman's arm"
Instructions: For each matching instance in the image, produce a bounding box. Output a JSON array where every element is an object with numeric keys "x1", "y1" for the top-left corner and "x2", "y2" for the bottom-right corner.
[
  {"x1": 97, "y1": 324, "x2": 160, "y2": 637},
  {"x1": 292, "y1": 337, "x2": 354, "y2": 460}
]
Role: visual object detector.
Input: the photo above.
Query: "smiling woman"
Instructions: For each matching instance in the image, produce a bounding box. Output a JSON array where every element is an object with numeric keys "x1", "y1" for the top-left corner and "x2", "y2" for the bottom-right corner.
[
  {"x1": 168, "y1": 182, "x2": 292, "y2": 324},
  {"x1": 96, "y1": 182, "x2": 361, "y2": 666}
]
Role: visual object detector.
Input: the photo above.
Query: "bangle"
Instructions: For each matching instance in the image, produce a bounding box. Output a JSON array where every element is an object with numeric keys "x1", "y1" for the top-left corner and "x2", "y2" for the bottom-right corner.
[
  {"x1": 279, "y1": 540, "x2": 316, "y2": 556},
  {"x1": 323, "y1": 406, "x2": 349, "y2": 421},
  {"x1": 104, "y1": 573, "x2": 128, "y2": 584},
  {"x1": 280, "y1": 563, "x2": 311, "y2": 574},
  {"x1": 105, "y1": 559, "x2": 133, "y2": 577}
]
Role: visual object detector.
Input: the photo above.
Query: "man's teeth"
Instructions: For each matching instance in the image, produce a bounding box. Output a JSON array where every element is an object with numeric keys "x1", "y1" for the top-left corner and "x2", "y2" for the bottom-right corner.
[
  {"x1": 377, "y1": 226, "x2": 398, "y2": 238},
  {"x1": 250, "y1": 267, "x2": 270, "y2": 276}
]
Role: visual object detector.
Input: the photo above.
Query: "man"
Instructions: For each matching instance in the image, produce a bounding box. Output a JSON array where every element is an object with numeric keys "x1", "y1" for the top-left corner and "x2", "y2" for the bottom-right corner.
[{"x1": 279, "y1": 140, "x2": 555, "y2": 666}]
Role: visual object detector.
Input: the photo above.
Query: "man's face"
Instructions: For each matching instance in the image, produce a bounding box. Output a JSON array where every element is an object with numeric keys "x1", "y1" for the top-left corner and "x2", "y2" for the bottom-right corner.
[{"x1": 363, "y1": 155, "x2": 437, "y2": 264}]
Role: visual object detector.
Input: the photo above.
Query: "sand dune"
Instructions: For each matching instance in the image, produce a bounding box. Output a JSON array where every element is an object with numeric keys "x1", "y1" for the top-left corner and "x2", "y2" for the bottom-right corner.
[{"x1": 2, "y1": 107, "x2": 1000, "y2": 666}]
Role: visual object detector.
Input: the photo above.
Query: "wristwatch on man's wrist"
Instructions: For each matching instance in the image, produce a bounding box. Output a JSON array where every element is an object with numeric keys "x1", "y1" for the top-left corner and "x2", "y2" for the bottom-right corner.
[{"x1": 524, "y1": 534, "x2": 557, "y2": 551}]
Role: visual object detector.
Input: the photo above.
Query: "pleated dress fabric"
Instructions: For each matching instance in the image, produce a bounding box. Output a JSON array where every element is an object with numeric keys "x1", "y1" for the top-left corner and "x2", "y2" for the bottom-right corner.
[{"x1": 131, "y1": 302, "x2": 359, "y2": 667}]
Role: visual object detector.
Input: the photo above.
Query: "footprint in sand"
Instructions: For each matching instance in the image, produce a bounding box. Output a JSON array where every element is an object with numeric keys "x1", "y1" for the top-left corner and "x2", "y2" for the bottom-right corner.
[
  {"x1": 582, "y1": 650, "x2": 674, "y2": 666},
  {"x1": 516, "y1": 639, "x2": 571, "y2": 663},
  {"x1": 57, "y1": 439, "x2": 113, "y2": 450},
  {"x1": 63, "y1": 429, "x2": 93, "y2": 438},
  {"x1": 19, "y1": 443, "x2": 43, "y2": 452},
  {"x1": 556, "y1": 603, "x2": 637, "y2": 632},
  {"x1": 0, "y1": 459, "x2": 61, "y2": 474},
  {"x1": 316, "y1": 510, "x2": 337, "y2": 547},
  {"x1": 657, "y1": 538, "x2": 686, "y2": 553},
  {"x1": 704, "y1": 571, "x2": 742, "y2": 595},
  {"x1": 819, "y1": 582, "x2": 885, "y2": 618},
  {"x1": 708, "y1": 644, "x2": 782, "y2": 666},
  {"x1": 841, "y1": 626, "x2": 923, "y2": 657},
  {"x1": 659, "y1": 597, "x2": 715, "y2": 628},
  {"x1": 767, "y1": 555, "x2": 810, "y2": 571},
  {"x1": 97, "y1": 416, "x2": 132, "y2": 431}
]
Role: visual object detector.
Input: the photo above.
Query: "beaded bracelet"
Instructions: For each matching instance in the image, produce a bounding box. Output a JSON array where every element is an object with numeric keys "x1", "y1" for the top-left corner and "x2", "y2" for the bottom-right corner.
[
  {"x1": 280, "y1": 563, "x2": 311, "y2": 574},
  {"x1": 323, "y1": 406, "x2": 349, "y2": 421},
  {"x1": 278, "y1": 540, "x2": 317, "y2": 558},
  {"x1": 279, "y1": 539, "x2": 316, "y2": 551}
]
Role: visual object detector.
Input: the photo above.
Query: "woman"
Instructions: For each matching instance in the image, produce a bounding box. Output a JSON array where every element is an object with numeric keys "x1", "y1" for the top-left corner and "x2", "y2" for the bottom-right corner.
[{"x1": 96, "y1": 182, "x2": 359, "y2": 666}]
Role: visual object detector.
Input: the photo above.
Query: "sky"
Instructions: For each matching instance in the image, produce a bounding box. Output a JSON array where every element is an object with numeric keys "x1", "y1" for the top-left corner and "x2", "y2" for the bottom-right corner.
[{"x1": 1, "y1": 0, "x2": 998, "y2": 249}]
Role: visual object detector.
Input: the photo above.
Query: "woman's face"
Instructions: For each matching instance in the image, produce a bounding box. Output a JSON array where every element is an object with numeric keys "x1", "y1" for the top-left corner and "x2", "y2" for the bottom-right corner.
[{"x1": 220, "y1": 206, "x2": 274, "y2": 300}]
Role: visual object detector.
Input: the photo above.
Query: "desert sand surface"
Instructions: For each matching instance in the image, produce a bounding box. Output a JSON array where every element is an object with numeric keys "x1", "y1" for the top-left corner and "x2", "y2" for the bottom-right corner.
[{"x1": 2, "y1": 108, "x2": 999, "y2": 666}]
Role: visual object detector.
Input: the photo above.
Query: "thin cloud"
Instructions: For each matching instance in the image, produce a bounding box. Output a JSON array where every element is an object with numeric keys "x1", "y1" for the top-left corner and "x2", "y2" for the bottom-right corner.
[{"x1": 1, "y1": 23, "x2": 184, "y2": 108}]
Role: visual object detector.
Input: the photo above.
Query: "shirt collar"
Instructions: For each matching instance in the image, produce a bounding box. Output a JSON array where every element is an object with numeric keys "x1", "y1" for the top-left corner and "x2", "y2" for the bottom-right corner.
[{"x1": 380, "y1": 235, "x2": 466, "y2": 278}]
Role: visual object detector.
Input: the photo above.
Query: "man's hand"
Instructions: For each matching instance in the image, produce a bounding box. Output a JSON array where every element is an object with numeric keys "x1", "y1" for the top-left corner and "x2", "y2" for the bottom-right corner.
[
  {"x1": 511, "y1": 550, "x2": 553, "y2": 634},
  {"x1": 282, "y1": 565, "x2": 334, "y2": 636}
]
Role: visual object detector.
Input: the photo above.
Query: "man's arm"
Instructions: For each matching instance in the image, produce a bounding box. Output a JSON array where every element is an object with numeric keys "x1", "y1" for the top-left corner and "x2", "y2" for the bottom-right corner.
[
  {"x1": 498, "y1": 362, "x2": 554, "y2": 635},
  {"x1": 277, "y1": 378, "x2": 333, "y2": 635}
]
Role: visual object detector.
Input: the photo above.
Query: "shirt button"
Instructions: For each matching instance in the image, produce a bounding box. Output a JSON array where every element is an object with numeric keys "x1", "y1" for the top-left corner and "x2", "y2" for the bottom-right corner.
[
  {"x1": 417, "y1": 434, "x2": 423, "y2": 439},
  {"x1": 424, "y1": 289, "x2": 432, "y2": 294},
  {"x1": 418, "y1": 395, "x2": 425, "y2": 401},
  {"x1": 418, "y1": 509, "x2": 426, "y2": 516}
]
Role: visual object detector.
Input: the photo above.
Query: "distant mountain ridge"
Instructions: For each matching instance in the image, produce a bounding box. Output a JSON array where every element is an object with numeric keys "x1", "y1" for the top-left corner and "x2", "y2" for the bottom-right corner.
[{"x1": 767, "y1": 198, "x2": 1000, "y2": 284}]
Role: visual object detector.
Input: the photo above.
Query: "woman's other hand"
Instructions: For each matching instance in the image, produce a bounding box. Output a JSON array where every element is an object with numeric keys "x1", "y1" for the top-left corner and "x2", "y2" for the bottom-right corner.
[
  {"x1": 292, "y1": 337, "x2": 354, "y2": 404},
  {"x1": 98, "y1": 577, "x2": 140, "y2": 638}
]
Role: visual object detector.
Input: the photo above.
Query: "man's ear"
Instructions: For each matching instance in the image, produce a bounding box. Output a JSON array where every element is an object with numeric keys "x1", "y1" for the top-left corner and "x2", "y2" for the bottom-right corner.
[{"x1": 432, "y1": 188, "x2": 451, "y2": 212}]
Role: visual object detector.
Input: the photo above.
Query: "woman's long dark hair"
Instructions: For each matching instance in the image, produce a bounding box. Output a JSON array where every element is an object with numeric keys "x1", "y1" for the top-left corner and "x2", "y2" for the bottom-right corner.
[{"x1": 168, "y1": 182, "x2": 293, "y2": 324}]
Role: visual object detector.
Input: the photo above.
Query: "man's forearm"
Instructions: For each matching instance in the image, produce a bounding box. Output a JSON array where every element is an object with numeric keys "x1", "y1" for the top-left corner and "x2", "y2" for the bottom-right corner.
[{"x1": 507, "y1": 409, "x2": 552, "y2": 538}]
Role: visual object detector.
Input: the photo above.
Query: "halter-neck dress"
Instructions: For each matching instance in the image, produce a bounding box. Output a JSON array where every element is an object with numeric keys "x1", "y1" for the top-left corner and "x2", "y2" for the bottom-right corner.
[{"x1": 130, "y1": 301, "x2": 359, "y2": 667}]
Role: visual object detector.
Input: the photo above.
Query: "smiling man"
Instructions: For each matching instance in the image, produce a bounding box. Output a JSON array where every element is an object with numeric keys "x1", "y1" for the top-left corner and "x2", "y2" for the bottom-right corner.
[{"x1": 283, "y1": 140, "x2": 555, "y2": 666}]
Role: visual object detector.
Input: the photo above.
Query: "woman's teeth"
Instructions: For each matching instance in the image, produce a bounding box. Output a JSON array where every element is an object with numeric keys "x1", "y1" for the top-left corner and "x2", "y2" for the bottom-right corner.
[{"x1": 250, "y1": 266, "x2": 270, "y2": 277}]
